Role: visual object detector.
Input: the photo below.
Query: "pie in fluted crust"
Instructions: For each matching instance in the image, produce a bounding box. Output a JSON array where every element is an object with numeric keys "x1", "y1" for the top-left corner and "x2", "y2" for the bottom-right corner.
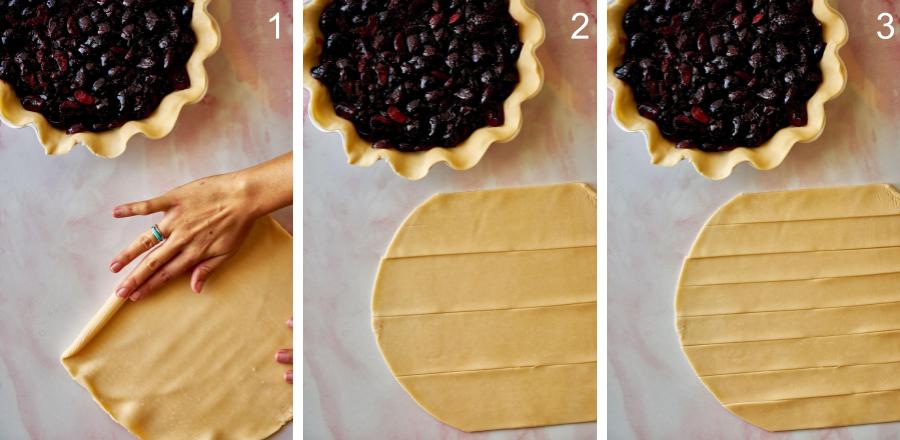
[
  {"x1": 304, "y1": 0, "x2": 544, "y2": 180},
  {"x1": 0, "y1": 0, "x2": 220, "y2": 158},
  {"x1": 607, "y1": 0, "x2": 847, "y2": 179}
]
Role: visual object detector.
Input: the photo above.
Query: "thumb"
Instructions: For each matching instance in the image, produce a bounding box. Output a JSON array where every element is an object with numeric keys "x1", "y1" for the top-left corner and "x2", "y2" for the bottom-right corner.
[{"x1": 190, "y1": 254, "x2": 230, "y2": 293}]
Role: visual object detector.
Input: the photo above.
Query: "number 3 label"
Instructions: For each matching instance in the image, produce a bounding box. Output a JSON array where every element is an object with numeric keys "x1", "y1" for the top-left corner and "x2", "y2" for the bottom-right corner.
[
  {"x1": 571, "y1": 12, "x2": 590, "y2": 40},
  {"x1": 878, "y1": 12, "x2": 894, "y2": 40}
]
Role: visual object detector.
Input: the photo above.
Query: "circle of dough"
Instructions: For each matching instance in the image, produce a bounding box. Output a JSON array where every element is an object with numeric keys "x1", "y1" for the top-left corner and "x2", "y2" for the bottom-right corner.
[
  {"x1": 676, "y1": 184, "x2": 900, "y2": 431},
  {"x1": 372, "y1": 183, "x2": 598, "y2": 432},
  {"x1": 62, "y1": 217, "x2": 292, "y2": 439}
]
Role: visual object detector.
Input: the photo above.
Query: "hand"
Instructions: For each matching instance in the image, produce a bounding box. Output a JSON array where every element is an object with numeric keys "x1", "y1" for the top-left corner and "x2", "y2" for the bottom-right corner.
[
  {"x1": 110, "y1": 172, "x2": 257, "y2": 301},
  {"x1": 109, "y1": 153, "x2": 292, "y2": 302},
  {"x1": 276, "y1": 317, "x2": 293, "y2": 384}
]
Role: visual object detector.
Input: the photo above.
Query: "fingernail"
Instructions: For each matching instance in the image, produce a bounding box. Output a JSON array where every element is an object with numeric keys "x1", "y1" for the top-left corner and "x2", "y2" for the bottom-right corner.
[
  {"x1": 129, "y1": 291, "x2": 142, "y2": 302},
  {"x1": 276, "y1": 349, "x2": 291, "y2": 364},
  {"x1": 110, "y1": 261, "x2": 121, "y2": 273},
  {"x1": 115, "y1": 287, "x2": 129, "y2": 298},
  {"x1": 286, "y1": 318, "x2": 293, "y2": 329},
  {"x1": 193, "y1": 280, "x2": 204, "y2": 293},
  {"x1": 284, "y1": 370, "x2": 293, "y2": 384},
  {"x1": 112, "y1": 207, "x2": 123, "y2": 217}
]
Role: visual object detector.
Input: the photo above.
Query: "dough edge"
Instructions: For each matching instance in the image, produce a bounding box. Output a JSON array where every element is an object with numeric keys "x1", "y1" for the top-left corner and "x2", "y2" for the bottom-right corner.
[
  {"x1": 60, "y1": 216, "x2": 293, "y2": 440},
  {"x1": 674, "y1": 183, "x2": 900, "y2": 432},
  {"x1": 372, "y1": 183, "x2": 598, "y2": 432}
]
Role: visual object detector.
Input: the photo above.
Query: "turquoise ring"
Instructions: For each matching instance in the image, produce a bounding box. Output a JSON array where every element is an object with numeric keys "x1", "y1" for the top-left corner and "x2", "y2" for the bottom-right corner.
[{"x1": 151, "y1": 225, "x2": 165, "y2": 243}]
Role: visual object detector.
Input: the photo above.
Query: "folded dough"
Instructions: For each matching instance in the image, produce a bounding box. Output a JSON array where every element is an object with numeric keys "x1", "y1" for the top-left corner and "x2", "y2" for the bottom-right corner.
[
  {"x1": 372, "y1": 183, "x2": 598, "y2": 432},
  {"x1": 677, "y1": 184, "x2": 900, "y2": 431},
  {"x1": 61, "y1": 216, "x2": 293, "y2": 440}
]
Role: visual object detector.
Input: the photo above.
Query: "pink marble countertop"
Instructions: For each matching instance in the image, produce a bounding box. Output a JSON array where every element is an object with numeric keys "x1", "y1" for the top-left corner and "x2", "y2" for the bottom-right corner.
[
  {"x1": 303, "y1": 1, "x2": 598, "y2": 438},
  {"x1": 0, "y1": 1, "x2": 292, "y2": 438},
  {"x1": 609, "y1": 1, "x2": 900, "y2": 438}
]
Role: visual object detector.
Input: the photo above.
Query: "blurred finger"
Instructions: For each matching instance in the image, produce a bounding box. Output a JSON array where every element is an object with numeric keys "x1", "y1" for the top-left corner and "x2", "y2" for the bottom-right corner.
[
  {"x1": 276, "y1": 349, "x2": 292, "y2": 364},
  {"x1": 284, "y1": 369, "x2": 293, "y2": 384},
  {"x1": 190, "y1": 254, "x2": 230, "y2": 293}
]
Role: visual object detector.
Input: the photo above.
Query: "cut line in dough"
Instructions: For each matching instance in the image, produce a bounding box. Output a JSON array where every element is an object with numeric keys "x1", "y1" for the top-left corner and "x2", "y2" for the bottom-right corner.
[
  {"x1": 677, "y1": 184, "x2": 900, "y2": 431},
  {"x1": 373, "y1": 300, "x2": 599, "y2": 319},
  {"x1": 372, "y1": 183, "x2": 597, "y2": 432}
]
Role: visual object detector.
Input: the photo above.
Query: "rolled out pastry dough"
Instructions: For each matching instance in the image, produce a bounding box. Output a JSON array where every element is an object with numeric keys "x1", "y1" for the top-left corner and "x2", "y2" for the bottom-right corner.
[
  {"x1": 677, "y1": 184, "x2": 900, "y2": 431},
  {"x1": 61, "y1": 216, "x2": 293, "y2": 439},
  {"x1": 372, "y1": 183, "x2": 598, "y2": 432}
]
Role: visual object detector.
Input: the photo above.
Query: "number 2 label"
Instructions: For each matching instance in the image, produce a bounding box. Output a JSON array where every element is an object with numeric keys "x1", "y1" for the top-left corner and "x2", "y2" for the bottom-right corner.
[{"x1": 571, "y1": 12, "x2": 590, "y2": 40}]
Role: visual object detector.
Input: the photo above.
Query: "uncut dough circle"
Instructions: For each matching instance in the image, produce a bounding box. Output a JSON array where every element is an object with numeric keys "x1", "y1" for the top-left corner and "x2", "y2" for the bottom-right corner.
[
  {"x1": 676, "y1": 184, "x2": 900, "y2": 431},
  {"x1": 372, "y1": 183, "x2": 598, "y2": 432}
]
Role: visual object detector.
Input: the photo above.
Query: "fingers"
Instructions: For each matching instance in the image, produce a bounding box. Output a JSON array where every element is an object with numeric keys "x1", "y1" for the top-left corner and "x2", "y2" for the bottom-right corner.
[
  {"x1": 112, "y1": 196, "x2": 171, "y2": 218},
  {"x1": 110, "y1": 220, "x2": 172, "y2": 273},
  {"x1": 126, "y1": 252, "x2": 196, "y2": 301},
  {"x1": 190, "y1": 254, "x2": 230, "y2": 293},
  {"x1": 276, "y1": 349, "x2": 292, "y2": 364},
  {"x1": 114, "y1": 240, "x2": 182, "y2": 299},
  {"x1": 279, "y1": 321, "x2": 293, "y2": 384}
]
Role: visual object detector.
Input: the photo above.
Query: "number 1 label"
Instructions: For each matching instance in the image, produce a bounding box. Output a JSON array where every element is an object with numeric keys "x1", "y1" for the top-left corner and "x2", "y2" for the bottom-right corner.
[{"x1": 270, "y1": 12, "x2": 280, "y2": 40}]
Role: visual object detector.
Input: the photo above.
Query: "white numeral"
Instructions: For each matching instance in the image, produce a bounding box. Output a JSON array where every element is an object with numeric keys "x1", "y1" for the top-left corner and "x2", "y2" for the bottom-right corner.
[
  {"x1": 571, "y1": 12, "x2": 590, "y2": 40},
  {"x1": 878, "y1": 12, "x2": 894, "y2": 40},
  {"x1": 270, "y1": 12, "x2": 280, "y2": 40}
]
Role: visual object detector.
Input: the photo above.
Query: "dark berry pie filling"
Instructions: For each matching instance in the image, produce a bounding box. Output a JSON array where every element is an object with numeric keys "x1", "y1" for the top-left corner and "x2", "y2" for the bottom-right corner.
[
  {"x1": 0, "y1": 0, "x2": 196, "y2": 134},
  {"x1": 311, "y1": 0, "x2": 522, "y2": 152},
  {"x1": 614, "y1": 0, "x2": 825, "y2": 151}
]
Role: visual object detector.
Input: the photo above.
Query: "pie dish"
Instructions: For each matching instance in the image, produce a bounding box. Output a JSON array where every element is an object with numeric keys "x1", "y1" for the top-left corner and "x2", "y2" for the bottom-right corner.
[
  {"x1": 607, "y1": 0, "x2": 848, "y2": 180},
  {"x1": 303, "y1": 0, "x2": 544, "y2": 180},
  {"x1": 0, "y1": 0, "x2": 220, "y2": 158}
]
